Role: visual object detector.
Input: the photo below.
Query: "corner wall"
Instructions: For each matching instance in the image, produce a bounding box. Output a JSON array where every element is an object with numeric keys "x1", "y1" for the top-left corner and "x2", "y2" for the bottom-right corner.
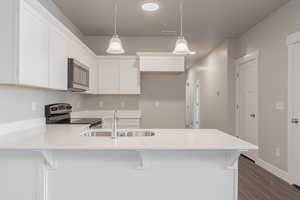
[
  {"x1": 187, "y1": 40, "x2": 237, "y2": 135},
  {"x1": 237, "y1": 0, "x2": 300, "y2": 171}
]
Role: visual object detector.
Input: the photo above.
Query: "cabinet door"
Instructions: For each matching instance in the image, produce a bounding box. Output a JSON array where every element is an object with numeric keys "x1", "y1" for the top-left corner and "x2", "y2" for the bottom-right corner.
[
  {"x1": 49, "y1": 25, "x2": 68, "y2": 90},
  {"x1": 98, "y1": 60, "x2": 119, "y2": 94},
  {"x1": 19, "y1": 0, "x2": 49, "y2": 87},
  {"x1": 87, "y1": 56, "x2": 98, "y2": 94},
  {"x1": 68, "y1": 38, "x2": 84, "y2": 62},
  {"x1": 119, "y1": 59, "x2": 140, "y2": 94}
]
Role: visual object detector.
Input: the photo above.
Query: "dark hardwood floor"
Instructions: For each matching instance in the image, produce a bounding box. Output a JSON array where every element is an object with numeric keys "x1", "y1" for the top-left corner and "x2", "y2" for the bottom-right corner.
[{"x1": 239, "y1": 156, "x2": 300, "y2": 200}]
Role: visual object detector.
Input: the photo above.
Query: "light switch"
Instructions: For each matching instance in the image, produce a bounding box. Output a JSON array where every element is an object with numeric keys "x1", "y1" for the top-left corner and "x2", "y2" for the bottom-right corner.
[{"x1": 275, "y1": 101, "x2": 285, "y2": 110}]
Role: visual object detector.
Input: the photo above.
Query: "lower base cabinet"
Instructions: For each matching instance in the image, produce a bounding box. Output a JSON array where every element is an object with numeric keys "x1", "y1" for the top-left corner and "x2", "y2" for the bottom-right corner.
[{"x1": 0, "y1": 150, "x2": 237, "y2": 200}]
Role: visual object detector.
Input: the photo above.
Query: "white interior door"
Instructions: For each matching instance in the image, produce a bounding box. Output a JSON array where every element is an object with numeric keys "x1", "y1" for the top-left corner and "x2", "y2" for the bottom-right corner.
[
  {"x1": 289, "y1": 42, "x2": 300, "y2": 186},
  {"x1": 236, "y1": 53, "x2": 258, "y2": 161}
]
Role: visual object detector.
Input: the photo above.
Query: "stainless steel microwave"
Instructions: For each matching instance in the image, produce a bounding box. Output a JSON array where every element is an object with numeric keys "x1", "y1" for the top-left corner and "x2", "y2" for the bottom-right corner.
[{"x1": 68, "y1": 58, "x2": 89, "y2": 92}]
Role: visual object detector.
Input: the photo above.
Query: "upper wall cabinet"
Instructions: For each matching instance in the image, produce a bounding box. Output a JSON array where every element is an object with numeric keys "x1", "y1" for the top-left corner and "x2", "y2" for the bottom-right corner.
[
  {"x1": 19, "y1": 0, "x2": 49, "y2": 88},
  {"x1": 49, "y1": 25, "x2": 68, "y2": 90},
  {"x1": 98, "y1": 56, "x2": 140, "y2": 95},
  {"x1": 137, "y1": 52, "x2": 185, "y2": 72},
  {"x1": 0, "y1": 0, "x2": 97, "y2": 91}
]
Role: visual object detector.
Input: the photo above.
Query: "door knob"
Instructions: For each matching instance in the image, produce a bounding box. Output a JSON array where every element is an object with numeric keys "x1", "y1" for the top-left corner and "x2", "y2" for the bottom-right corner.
[
  {"x1": 250, "y1": 114, "x2": 256, "y2": 118},
  {"x1": 291, "y1": 118, "x2": 299, "y2": 124}
]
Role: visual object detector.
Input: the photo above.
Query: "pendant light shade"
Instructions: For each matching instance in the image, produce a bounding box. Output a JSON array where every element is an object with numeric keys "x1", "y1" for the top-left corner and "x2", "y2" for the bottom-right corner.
[
  {"x1": 173, "y1": 2, "x2": 195, "y2": 55},
  {"x1": 173, "y1": 36, "x2": 193, "y2": 55},
  {"x1": 106, "y1": 34, "x2": 124, "y2": 54},
  {"x1": 106, "y1": 3, "x2": 124, "y2": 54}
]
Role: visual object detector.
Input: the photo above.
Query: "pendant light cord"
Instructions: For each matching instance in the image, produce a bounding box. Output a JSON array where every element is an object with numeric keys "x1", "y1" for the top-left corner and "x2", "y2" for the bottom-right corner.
[
  {"x1": 114, "y1": 2, "x2": 118, "y2": 35},
  {"x1": 180, "y1": 1, "x2": 183, "y2": 37}
]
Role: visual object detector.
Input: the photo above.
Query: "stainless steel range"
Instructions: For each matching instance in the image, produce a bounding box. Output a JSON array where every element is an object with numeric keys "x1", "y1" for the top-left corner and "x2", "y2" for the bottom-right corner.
[{"x1": 45, "y1": 103, "x2": 102, "y2": 128}]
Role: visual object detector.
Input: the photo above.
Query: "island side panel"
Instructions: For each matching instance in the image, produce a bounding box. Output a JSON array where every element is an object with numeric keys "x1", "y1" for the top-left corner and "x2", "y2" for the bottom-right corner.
[
  {"x1": 0, "y1": 151, "x2": 42, "y2": 200},
  {"x1": 47, "y1": 150, "x2": 237, "y2": 200}
]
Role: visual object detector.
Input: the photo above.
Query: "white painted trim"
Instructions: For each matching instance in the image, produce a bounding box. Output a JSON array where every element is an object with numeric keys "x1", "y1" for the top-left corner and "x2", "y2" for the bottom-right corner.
[
  {"x1": 136, "y1": 52, "x2": 184, "y2": 57},
  {"x1": 286, "y1": 33, "x2": 300, "y2": 185},
  {"x1": 97, "y1": 55, "x2": 137, "y2": 60},
  {"x1": 235, "y1": 51, "x2": 259, "y2": 137},
  {"x1": 0, "y1": 118, "x2": 45, "y2": 136},
  {"x1": 235, "y1": 51, "x2": 259, "y2": 162},
  {"x1": 287, "y1": 30, "x2": 300, "y2": 45},
  {"x1": 256, "y1": 158, "x2": 291, "y2": 184}
]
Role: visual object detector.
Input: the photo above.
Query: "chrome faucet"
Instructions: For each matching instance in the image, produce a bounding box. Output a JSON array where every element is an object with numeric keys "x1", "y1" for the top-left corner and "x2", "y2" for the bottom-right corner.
[{"x1": 112, "y1": 110, "x2": 118, "y2": 139}]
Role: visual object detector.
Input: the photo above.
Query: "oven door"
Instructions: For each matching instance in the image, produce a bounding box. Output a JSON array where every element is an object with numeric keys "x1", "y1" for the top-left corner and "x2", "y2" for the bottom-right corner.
[{"x1": 68, "y1": 58, "x2": 89, "y2": 92}]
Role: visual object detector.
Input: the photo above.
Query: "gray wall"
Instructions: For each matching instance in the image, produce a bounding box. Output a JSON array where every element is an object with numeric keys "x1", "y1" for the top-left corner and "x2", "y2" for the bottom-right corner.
[
  {"x1": 187, "y1": 40, "x2": 237, "y2": 135},
  {"x1": 82, "y1": 73, "x2": 186, "y2": 128},
  {"x1": 237, "y1": 0, "x2": 300, "y2": 171},
  {"x1": 189, "y1": 0, "x2": 300, "y2": 172},
  {"x1": 83, "y1": 36, "x2": 187, "y2": 129},
  {"x1": 0, "y1": 86, "x2": 84, "y2": 123}
]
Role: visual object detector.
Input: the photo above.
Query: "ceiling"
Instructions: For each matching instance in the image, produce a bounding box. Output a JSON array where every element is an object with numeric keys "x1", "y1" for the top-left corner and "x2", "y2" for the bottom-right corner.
[{"x1": 53, "y1": 0, "x2": 289, "y2": 59}]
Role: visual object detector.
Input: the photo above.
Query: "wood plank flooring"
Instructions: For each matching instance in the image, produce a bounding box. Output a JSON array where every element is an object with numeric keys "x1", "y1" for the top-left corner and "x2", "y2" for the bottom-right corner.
[{"x1": 239, "y1": 156, "x2": 300, "y2": 200}]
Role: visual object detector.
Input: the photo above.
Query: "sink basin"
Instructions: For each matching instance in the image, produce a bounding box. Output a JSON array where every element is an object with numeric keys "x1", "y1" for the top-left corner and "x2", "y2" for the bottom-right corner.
[
  {"x1": 81, "y1": 131, "x2": 112, "y2": 137},
  {"x1": 118, "y1": 131, "x2": 155, "y2": 137},
  {"x1": 80, "y1": 131, "x2": 155, "y2": 137}
]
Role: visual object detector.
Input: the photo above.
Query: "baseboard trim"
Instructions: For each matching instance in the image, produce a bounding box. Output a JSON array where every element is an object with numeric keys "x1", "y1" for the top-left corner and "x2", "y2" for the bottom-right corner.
[
  {"x1": 256, "y1": 158, "x2": 291, "y2": 184},
  {"x1": 0, "y1": 118, "x2": 45, "y2": 136}
]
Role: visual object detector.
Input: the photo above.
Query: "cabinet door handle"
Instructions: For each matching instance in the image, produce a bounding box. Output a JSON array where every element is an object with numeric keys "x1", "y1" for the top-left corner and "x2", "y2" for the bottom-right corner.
[{"x1": 250, "y1": 114, "x2": 256, "y2": 118}]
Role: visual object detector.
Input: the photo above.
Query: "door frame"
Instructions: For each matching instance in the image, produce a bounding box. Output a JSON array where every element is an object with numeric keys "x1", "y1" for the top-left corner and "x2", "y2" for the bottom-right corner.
[
  {"x1": 235, "y1": 51, "x2": 259, "y2": 160},
  {"x1": 287, "y1": 30, "x2": 300, "y2": 184}
]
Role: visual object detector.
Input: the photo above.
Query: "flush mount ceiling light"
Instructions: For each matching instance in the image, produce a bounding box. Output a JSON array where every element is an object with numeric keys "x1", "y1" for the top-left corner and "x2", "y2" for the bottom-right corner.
[
  {"x1": 173, "y1": 1, "x2": 195, "y2": 55},
  {"x1": 141, "y1": 0, "x2": 160, "y2": 12},
  {"x1": 106, "y1": 3, "x2": 125, "y2": 54}
]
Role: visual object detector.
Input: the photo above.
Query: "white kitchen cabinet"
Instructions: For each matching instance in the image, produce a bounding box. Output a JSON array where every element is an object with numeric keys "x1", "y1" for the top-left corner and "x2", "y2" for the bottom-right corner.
[
  {"x1": 0, "y1": 0, "x2": 97, "y2": 91},
  {"x1": 49, "y1": 25, "x2": 68, "y2": 90},
  {"x1": 68, "y1": 38, "x2": 84, "y2": 64},
  {"x1": 98, "y1": 59, "x2": 120, "y2": 94},
  {"x1": 119, "y1": 59, "x2": 140, "y2": 94},
  {"x1": 19, "y1": 0, "x2": 49, "y2": 88},
  {"x1": 137, "y1": 52, "x2": 185, "y2": 72},
  {"x1": 84, "y1": 52, "x2": 98, "y2": 94},
  {"x1": 98, "y1": 56, "x2": 140, "y2": 95}
]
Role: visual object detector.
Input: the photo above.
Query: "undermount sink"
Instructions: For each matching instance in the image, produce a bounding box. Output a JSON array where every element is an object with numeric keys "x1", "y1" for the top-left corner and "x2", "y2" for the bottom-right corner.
[{"x1": 80, "y1": 131, "x2": 155, "y2": 137}]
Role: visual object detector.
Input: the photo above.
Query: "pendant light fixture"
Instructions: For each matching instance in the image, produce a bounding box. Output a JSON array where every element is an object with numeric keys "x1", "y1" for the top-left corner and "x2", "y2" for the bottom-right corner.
[
  {"x1": 106, "y1": 2, "x2": 125, "y2": 54},
  {"x1": 173, "y1": 1, "x2": 195, "y2": 55}
]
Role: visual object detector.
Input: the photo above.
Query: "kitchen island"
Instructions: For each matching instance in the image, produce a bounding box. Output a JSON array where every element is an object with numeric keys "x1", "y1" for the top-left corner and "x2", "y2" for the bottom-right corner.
[{"x1": 0, "y1": 123, "x2": 257, "y2": 200}]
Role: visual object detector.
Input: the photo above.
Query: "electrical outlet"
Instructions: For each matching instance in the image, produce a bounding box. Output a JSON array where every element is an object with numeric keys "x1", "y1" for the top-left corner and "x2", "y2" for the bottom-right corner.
[
  {"x1": 121, "y1": 101, "x2": 125, "y2": 108},
  {"x1": 275, "y1": 148, "x2": 281, "y2": 157},
  {"x1": 99, "y1": 101, "x2": 103, "y2": 108},
  {"x1": 155, "y1": 101, "x2": 160, "y2": 108},
  {"x1": 32, "y1": 102, "x2": 37, "y2": 112}
]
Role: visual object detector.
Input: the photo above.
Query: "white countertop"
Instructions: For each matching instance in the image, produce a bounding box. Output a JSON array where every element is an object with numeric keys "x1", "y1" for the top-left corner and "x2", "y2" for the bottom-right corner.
[{"x1": 0, "y1": 124, "x2": 257, "y2": 151}]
